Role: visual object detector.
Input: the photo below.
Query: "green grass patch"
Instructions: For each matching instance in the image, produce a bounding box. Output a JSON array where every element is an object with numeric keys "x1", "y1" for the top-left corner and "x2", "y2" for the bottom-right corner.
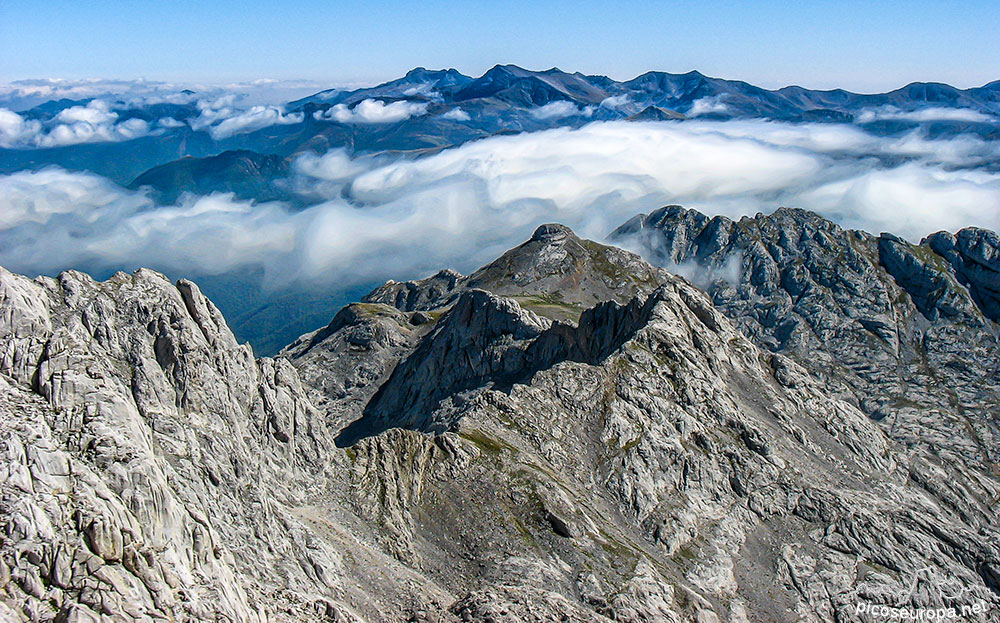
[{"x1": 459, "y1": 429, "x2": 516, "y2": 455}]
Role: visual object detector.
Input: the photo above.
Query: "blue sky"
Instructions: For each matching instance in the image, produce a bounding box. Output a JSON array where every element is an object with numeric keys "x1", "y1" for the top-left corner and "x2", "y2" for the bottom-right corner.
[{"x1": 1, "y1": 0, "x2": 998, "y2": 92}]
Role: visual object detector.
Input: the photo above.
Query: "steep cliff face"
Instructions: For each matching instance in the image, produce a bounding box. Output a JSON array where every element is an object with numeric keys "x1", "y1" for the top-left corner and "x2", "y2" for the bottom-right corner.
[
  {"x1": 610, "y1": 206, "x2": 1000, "y2": 471},
  {"x1": 2, "y1": 222, "x2": 999, "y2": 622},
  {"x1": 0, "y1": 267, "x2": 361, "y2": 621}
]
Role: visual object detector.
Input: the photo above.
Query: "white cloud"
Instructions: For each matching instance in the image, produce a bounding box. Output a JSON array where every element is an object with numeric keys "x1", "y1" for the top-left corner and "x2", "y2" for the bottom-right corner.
[
  {"x1": 0, "y1": 109, "x2": 42, "y2": 148},
  {"x1": 0, "y1": 101, "x2": 151, "y2": 148},
  {"x1": 46, "y1": 116, "x2": 150, "y2": 146},
  {"x1": 342, "y1": 123, "x2": 819, "y2": 214},
  {"x1": 674, "y1": 119, "x2": 1000, "y2": 167},
  {"x1": 188, "y1": 94, "x2": 240, "y2": 131},
  {"x1": 797, "y1": 163, "x2": 1000, "y2": 236},
  {"x1": 0, "y1": 79, "x2": 347, "y2": 148},
  {"x1": 856, "y1": 106, "x2": 994, "y2": 124},
  {"x1": 314, "y1": 99, "x2": 430, "y2": 124},
  {"x1": 0, "y1": 77, "x2": 330, "y2": 111},
  {"x1": 157, "y1": 117, "x2": 186, "y2": 128},
  {"x1": 529, "y1": 101, "x2": 592, "y2": 120},
  {"x1": 687, "y1": 96, "x2": 729, "y2": 117},
  {"x1": 183, "y1": 95, "x2": 305, "y2": 139},
  {"x1": 1, "y1": 81, "x2": 418, "y2": 148},
  {"x1": 0, "y1": 167, "x2": 150, "y2": 229},
  {"x1": 403, "y1": 83, "x2": 437, "y2": 98},
  {"x1": 55, "y1": 99, "x2": 117, "y2": 125},
  {"x1": 442, "y1": 107, "x2": 471, "y2": 121},
  {"x1": 0, "y1": 169, "x2": 295, "y2": 277},
  {"x1": 600, "y1": 94, "x2": 630, "y2": 109}
]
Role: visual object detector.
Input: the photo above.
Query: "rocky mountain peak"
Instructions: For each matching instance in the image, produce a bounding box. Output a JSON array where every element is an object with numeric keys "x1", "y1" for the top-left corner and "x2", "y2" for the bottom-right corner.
[
  {"x1": 530, "y1": 222, "x2": 574, "y2": 242},
  {"x1": 925, "y1": 226, "x2": 1000, "y2": 319},
  {"x1": 363, "y1": 223, "x2": 666, "y2": 326}
]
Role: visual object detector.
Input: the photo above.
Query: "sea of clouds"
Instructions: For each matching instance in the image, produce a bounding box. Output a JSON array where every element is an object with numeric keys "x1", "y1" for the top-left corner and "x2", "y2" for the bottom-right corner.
[
  {"x1": 1, "y1": 119, "x2": 998, "y2": 296},
  {"x1": 0, "y1": 78, "x2": 365, "y2": 147}
]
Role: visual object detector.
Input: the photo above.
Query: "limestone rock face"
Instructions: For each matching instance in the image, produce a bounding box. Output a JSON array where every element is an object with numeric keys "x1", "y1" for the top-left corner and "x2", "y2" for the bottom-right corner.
[
  {"x1": 2, "y1": 219, "x2": 1000, "y2": 622},
  {"x1": 328, "y1": 268, "x2": 1000, "y2": 622},
  {"x1": 0, "y1": 267, "x2": 360, "y2": 621},
  {"x1": 610, "y1": 206, "x2": 1000, "y2": 469},
  {"x1": 0, "y1": 268, "x2": 451, "y2": 622}
]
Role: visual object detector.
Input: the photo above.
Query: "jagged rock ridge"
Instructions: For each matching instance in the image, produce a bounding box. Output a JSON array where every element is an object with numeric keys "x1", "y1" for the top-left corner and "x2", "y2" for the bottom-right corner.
[
  {"x1": 610, "y1": 206, "x2": 1000, "y2": 471},
  {"x1": 0, "y1": 222, "x2": 998, "y2": 621}
]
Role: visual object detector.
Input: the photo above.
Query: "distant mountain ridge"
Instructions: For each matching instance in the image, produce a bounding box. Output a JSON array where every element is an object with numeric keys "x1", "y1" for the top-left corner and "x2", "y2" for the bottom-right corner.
[
  {"x1": 128, "y1": 149, "x2": 291, "y2": 204},
  {"x1": 290, "y1": 63, "x2": 1000, "y2": 121},
  {"x1": 3, "y1": 64, "x2": 998, "y2": 188}
]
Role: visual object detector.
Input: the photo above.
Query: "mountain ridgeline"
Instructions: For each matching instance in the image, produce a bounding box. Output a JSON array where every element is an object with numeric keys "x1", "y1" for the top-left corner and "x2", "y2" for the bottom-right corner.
[
  {"x1": 3, "y1": 64, "x2": 998, "y2": 190},
  {"x1": 1, "y1": 208, "x2": 999, "y2": 622}
]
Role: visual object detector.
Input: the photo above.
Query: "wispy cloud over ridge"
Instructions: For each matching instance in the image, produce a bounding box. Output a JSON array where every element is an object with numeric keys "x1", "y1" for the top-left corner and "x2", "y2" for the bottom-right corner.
[
  {"x1": 0, "y1": 78, "x2": 336, "y2": 111},
  {"x1": 687, "y1": 96, "x2": 729, "y2": 117},
  {"x1": 856, "y1": 106, "x2": 996, "y2": 124},
  {"x1": 530, "y1": 101, "x2": 593, "y2": 120},
  {"x1": 441, "y1": 107, "x2": 471, "y2": 121},
  {"x1": 206, "y1": 105, "x2": 304, "y2": 139}
]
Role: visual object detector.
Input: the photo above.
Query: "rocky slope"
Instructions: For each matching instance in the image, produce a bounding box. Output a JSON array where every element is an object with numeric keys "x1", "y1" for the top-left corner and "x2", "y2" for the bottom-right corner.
[
  {"x1": 610, "y1": 206, "x2": 1000, "y2": 473},
  {"x1": 1, "y1": 224, "x2": 999, "y2": 622}
]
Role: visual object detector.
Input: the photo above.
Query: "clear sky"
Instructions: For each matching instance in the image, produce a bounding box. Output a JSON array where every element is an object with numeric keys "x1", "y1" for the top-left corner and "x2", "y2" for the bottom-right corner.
[{"x1": 1, "y1": 0, "x2": 998, "y2": 93}]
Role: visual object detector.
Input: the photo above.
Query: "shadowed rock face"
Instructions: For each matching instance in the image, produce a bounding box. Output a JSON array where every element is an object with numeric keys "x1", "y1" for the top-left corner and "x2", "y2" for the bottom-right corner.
[
  {"x1": 2, "y1": 221, "x2": 1000, "y2": 622},
  {"x1": 337, "y1": 286, "x2": 672, "y2": 446},
  {"x1": 610, "y1": 205, "x2": 1000, "y2": 470},
  {"x1": 926, "y1": 227, "x2": 1000, "y2": 319}
]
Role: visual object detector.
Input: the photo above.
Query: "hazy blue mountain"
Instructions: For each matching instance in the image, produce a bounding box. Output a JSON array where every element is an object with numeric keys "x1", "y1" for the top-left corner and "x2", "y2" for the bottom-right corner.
[
  {"x1": 19, "y1": 97, "x2": 94, "y2": 120},
  {"x1": 289, "y1": 67, "x2": 474, "y2": 108},
  {"x1": 451, "y1": 64, "x2": 611, "y2": 106},
  {"x1": 0, "y1": 128, "x2": 219, "y2": 184},
  {"x1": 128, "y1": 149, "x2": 292, "y2": 204},
  {"x1": 626, "y1": 105, "x2": 685, "y2": 121}
]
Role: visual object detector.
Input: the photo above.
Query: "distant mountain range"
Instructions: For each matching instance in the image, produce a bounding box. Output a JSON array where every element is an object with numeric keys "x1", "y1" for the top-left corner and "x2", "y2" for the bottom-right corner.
[{"x1": 3, "y1": 64, "x2": 998, "y2": 196}]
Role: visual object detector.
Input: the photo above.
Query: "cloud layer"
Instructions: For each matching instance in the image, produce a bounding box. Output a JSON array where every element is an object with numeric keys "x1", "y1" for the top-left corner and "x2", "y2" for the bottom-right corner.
[
  {"x1": 1, "y1": 120, "x2": 999, "y2": 299},
  {"x1": 0, "y1": 78, "x2": 334, "y2": 111},
  {"x1": 856, "y1": 106, "x2": 995, "y2": 123}
]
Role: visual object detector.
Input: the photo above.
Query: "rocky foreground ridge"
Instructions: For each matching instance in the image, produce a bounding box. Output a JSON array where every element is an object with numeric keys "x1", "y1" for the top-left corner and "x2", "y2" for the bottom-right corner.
[{"x1": 1, "y1": 216, "x2": 999, "y2": 622}]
